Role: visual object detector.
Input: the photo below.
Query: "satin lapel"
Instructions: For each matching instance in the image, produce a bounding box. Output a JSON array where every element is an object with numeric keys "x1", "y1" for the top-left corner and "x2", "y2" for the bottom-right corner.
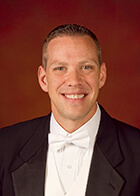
[
  {"x1": 86, "y1": 144, "x2": 124, "y2": 196},
  {"x1": 10, "y1": 114, "x2": 51, "y2": 196},
  {"x1": 86, "y1": 106, "x2": 125, "y2": 196},
  {"x1": 12, "y1": 141, "x2": 47, "y2": 196}
]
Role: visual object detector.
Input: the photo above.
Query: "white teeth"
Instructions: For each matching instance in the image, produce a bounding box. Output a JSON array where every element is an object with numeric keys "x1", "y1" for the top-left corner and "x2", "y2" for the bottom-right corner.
[{"x1": 65, "y1": 94, "x2": 85, "y2": 99}]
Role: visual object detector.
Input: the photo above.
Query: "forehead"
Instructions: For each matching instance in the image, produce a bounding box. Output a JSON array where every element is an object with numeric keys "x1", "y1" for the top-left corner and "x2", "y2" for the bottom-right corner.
[
  {"x1": 48, "y1": 35, "x2": 96, "y2": 46},
  {"x1": 46, "y1": 35, "x2": 98, "y2": 57}
]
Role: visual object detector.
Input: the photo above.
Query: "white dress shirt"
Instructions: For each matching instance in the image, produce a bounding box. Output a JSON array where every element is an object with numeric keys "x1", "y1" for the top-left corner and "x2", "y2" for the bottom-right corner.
[{"x1": 45, "y1": 104, "x2": 101, "y2": 195}]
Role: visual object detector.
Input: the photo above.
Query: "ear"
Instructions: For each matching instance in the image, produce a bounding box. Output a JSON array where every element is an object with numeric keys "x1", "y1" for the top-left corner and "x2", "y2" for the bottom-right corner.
[
  {"x1": 99, "y1": 62, "x2": 107, "y2": 89},
  {"x1": 38, "y1": 65, "x2": 48, "y2": 92}
]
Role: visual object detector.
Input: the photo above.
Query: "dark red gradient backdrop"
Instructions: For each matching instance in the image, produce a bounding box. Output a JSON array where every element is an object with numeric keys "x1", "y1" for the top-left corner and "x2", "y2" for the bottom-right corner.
[{"x1": 0, "y1": 0, "x2": 140, "y2": 128}]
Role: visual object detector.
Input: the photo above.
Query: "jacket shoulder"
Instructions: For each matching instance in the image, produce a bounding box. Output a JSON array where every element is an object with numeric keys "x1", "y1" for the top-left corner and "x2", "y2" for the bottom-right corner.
[
  {"x1": 99, "y1": 105, "x2": 140, "y2": 154},
  {"x1": 0, "y1": 114, "x2": 50, "y2": 147},
  {"x1": 112, "y1": 118, "x2": 140, "y2": 159},
  {"x1": 113, "y1": 118, "x2": 140, "y2": 137}
]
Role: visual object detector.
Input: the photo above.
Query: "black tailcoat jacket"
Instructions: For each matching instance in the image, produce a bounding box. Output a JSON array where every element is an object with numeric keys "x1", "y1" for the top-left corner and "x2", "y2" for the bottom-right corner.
[{"x1": 0, "y1": 106, "x2": 140, "y2": 196}]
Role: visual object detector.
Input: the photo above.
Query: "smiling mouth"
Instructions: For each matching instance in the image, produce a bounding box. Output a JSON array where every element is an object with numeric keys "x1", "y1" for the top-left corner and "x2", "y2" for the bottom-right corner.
[{"x1": 63, "y1": 94, "x2": 87, "y2": 99}]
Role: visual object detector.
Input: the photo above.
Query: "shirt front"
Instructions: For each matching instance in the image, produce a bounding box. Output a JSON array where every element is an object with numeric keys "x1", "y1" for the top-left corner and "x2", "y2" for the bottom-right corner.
[{"x1": 46, "y1": 103, "x2": 101, "y2": 195}]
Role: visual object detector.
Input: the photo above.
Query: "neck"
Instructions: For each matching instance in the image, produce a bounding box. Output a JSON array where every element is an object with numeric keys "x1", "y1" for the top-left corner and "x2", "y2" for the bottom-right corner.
[
  {"x1": 54, "y1": 119, "x2": 86, "y2": 133},
  {"x1": 52, "y1": 111, "x2": 97, "y2": 133}
]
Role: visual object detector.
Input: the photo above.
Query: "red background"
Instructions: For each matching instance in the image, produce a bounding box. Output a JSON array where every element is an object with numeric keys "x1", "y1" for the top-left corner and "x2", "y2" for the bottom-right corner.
[{"x1": 0, "y1": 0, "x2": 140, "y2": 128}]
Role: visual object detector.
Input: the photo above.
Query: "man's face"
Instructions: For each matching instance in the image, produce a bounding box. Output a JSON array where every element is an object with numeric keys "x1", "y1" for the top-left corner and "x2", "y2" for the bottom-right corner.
[{"x1": 39, "y1": 35, "x2": 106, "y2": 127}]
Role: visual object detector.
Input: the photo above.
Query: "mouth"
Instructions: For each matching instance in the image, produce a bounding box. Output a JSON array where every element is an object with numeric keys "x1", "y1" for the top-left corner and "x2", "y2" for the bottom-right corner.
[{"x1": 62, "y1": 94, "x2": 87, "y2": 99}]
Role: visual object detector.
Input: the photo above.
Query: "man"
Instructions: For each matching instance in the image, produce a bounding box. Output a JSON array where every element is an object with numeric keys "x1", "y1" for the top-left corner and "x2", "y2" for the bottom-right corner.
[{"x1": 0, "y1": 24, "x2": 139, "y2": 196}]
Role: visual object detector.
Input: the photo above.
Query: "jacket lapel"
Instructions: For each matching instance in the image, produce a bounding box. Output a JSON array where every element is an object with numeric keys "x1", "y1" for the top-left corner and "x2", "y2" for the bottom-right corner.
[
  {"x1": 12, "y1": 141, "x2": 47, "y2": 196},
  {"x1": 86, "y1": 106, "x2": 125, "y2": 196},
  {"x1": 86, "y1": 144, "x2": 124, "y2": 196},
  {"x1": 10, "y1": 115, "x2": 51, "y2": 196}
]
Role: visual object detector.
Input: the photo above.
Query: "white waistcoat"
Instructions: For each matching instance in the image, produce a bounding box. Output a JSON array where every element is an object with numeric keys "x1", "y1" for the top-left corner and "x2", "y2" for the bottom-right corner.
[{"x1": 45, "y1": 147, "x2": 93, "y2": 196}]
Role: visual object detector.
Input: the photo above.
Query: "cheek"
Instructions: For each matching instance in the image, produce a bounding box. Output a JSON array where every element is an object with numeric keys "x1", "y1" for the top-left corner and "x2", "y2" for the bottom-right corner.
[
  {"x1": 86, "y1": 75, "x2": 100, "y2": 89},
  {"x1": 47, "y1": 75, "x2": 63, "y2": 92}
]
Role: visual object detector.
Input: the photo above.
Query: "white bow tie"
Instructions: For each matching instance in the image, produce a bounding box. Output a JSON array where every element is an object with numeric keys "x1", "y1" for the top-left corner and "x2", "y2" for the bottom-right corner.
[{"x1": 49, "y1": 130, "x2": 90, "y2": 151}]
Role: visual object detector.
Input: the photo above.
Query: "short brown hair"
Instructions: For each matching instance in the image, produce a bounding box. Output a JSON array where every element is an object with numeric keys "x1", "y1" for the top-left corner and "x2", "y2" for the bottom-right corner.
[{"x1": 42, "y1": 24, "x2": 102, "y2": 69}]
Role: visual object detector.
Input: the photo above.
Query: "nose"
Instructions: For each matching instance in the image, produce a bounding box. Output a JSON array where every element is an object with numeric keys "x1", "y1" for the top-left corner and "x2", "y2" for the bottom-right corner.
[{"x1": 66, "y1": 69, "x2": 82, "y2": 87}]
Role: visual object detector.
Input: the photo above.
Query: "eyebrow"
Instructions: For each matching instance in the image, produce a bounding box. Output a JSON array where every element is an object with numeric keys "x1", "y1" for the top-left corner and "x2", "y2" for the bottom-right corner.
[
  {"x1": 78, "y1": 59, "x2": 99, "y2": 66},
  {"x1": 50, "y1": 61, "x2": 68, "y2": 68},
  {"x1": 50, "y1": 58, "x2": 99, "y2": 67}
]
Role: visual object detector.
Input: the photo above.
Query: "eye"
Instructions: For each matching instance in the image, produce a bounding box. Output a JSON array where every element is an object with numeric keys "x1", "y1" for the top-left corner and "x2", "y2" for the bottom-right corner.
[
  {"x1": 54, "y1": 67, "x2": 65, "y2": 71},
  {"x1": 82, "y1": 65, "x2": 93, "y2": 70}
]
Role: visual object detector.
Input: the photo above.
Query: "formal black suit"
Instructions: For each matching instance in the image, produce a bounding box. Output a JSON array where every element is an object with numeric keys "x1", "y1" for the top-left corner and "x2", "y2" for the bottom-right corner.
[{"x1": 0, "y1": 105, "x2": 140, "y2": 196}]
